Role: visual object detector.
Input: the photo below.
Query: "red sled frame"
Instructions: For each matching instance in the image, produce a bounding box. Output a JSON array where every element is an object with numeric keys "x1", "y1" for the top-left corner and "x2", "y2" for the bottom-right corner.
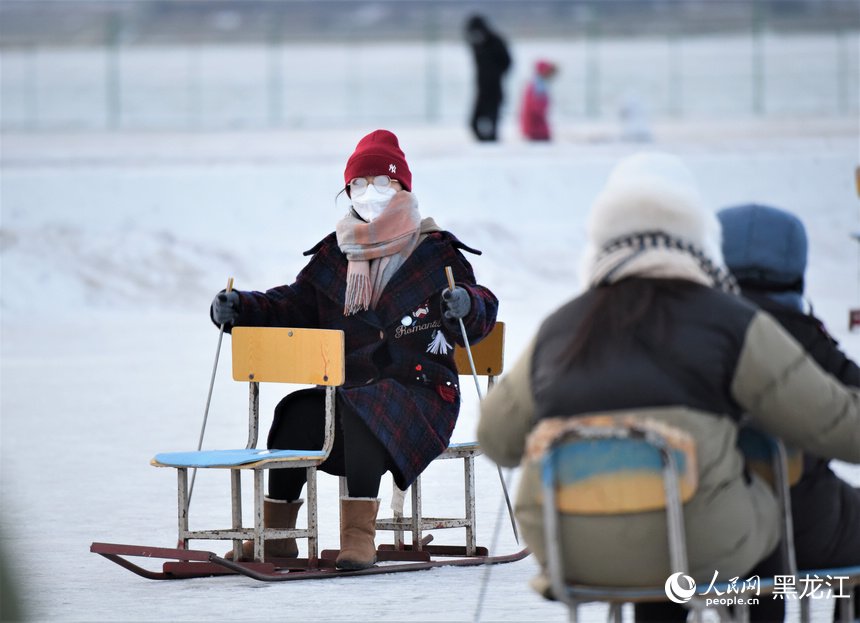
[{"x1": 89, "y1": 541, "x2": 528, "y2": 582}]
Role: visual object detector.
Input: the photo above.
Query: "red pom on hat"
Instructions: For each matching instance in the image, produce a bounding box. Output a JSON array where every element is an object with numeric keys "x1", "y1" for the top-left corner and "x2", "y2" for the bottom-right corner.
[
  {"x1": 536, "y1": 60, "x2": 557, "y2": 77},
  {"x1": 344, "y1": 129, "x2": 412, "y2": 192}
]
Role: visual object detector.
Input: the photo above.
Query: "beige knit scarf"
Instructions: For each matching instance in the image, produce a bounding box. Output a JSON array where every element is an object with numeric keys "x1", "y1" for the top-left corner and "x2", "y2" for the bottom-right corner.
[{"x1": 336, "y1": 191, "x2": 425, "y2": 315}]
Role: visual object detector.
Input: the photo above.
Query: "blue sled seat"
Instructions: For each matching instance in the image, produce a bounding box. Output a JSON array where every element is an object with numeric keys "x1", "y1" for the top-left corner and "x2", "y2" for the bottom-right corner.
[{"x1": 153, "y1": 448, "x2": 327, "y2": 469}]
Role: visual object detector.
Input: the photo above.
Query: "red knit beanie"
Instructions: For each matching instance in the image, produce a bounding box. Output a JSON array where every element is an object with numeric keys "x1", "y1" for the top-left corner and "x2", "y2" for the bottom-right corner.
[
  {"x1": 344, "y1": 129, "x2": 412, "y2": 192},
  {"x1": 535, "y1": 61, "x2": 558, "y2": 78},
  {"x1": 536, "y1": 60, "x2": 557, "y2": 78}
]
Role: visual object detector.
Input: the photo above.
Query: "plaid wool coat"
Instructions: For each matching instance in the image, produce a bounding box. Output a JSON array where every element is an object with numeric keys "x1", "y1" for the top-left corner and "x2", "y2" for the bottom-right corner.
[{"x1": 228, "y1": 229, "x2": 498, "y2": 488}]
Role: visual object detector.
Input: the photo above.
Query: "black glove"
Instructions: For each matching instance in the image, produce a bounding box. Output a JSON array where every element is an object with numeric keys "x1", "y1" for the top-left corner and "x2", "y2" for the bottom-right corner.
[
  {"x1": 212, "y1": 291, "x2": 240, "y2": 325},
  {"x1": 442, "y1": 287, "x2": 471, "y2": 320}
]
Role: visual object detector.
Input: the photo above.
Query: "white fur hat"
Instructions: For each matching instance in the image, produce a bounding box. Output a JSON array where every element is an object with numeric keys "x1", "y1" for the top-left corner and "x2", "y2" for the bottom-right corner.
[{"x1": 580, "y1": 151, "x2": 724, "y2": 284}]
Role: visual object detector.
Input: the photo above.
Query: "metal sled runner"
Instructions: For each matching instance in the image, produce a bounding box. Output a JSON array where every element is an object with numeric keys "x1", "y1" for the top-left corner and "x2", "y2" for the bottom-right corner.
[
  {"x1": 89, "y1": 541, "x2": 529, "y2": 581},
  {"x1": 91, "y1": 323, "x2": 528, "y2": 581}
]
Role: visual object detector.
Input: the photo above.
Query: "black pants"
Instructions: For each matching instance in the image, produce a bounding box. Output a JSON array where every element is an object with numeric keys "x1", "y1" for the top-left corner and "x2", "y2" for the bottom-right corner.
[
  {"x1": 792, "y1": 473, "x2": 860, "y2": 570},
  {"x1": 266, "y1": 388, "x2": 392, "y2": 501},
  {"x1": 470, "y1": 93, "x2": 502, "y2": 141},
  {"x1": 792, "y1": 470, "x2": 860, "y2": 621},
  {"x1": 634, "y1": 543, "x2": 787, "y2": 623}
]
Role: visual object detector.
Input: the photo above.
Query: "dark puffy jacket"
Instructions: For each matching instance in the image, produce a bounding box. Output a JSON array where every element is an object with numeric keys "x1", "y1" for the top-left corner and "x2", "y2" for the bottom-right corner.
[
  {"x1": 530, "y1": 283, "x2": 751, "y2": 422},
  {"x1": 744, "y1": 290, "x2": 860, "y2": 569}
]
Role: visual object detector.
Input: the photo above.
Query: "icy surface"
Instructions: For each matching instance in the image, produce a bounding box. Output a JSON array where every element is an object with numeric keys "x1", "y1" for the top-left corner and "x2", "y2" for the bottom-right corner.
[{"x1": 2, "y1": 116, "x2": 859, "y2": 622}]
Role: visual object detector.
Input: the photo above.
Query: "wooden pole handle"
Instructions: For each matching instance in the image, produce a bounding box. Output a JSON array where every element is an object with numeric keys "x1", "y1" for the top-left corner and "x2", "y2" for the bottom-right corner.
[{"x1": 445, "y1": 266, "x2": 456, "y2": 291}]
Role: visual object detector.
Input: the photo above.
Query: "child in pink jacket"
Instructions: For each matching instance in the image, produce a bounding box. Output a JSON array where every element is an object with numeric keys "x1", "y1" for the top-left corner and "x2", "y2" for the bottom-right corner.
[{"x1": 520, "y1": 60, "x2": 557, "y2": 141}]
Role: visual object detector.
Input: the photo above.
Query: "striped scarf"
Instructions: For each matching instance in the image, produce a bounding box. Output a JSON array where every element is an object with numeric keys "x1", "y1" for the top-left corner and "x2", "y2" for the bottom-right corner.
[
  {"x1": 589, "y1": 231, "x2": 740, "y2": 294},
  {"x1": 336, "y1": 191, "x2": 422, "y2": 315}
]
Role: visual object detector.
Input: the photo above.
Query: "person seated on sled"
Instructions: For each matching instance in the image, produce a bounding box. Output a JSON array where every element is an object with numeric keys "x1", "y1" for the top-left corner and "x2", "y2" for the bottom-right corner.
[
  {"x1": 210, "y1": 129, "x2": 499, "y2": 570},
  {"x1": 476, "y1": 152, "x2": 860, "y2": 622},
  {"x1": 718, "y1": 203, "x2": 860, "y2": 618}
]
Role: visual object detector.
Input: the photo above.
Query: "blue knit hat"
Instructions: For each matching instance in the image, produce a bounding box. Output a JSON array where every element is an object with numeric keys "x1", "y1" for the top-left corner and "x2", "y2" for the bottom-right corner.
[{"x1": 717, "y1": 204, "x2": 807, "y2": 293}]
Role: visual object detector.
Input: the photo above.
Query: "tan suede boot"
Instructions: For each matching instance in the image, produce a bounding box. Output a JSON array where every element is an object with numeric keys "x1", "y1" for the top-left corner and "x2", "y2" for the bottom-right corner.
[
  {"x1": 224, "y1": 498, "x2": 302, "y2": 561},
  {"x1": 336, "y1": 497, "x2": 380, "y2": 570}
]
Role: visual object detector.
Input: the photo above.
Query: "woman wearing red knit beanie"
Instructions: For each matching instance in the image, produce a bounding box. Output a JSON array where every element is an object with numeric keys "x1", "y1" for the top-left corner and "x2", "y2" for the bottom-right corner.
[{"x1": 210, "y1": 129, "x2": 499, "y2": 570}]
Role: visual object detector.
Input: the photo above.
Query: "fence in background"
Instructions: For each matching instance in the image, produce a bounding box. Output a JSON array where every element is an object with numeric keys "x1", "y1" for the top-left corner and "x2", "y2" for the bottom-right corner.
[{"x1": 1, "y1": 1, "x2": 857, "y2": 131}]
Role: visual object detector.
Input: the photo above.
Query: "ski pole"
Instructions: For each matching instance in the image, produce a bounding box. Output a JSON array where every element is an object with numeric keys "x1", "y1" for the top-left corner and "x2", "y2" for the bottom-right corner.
[
  {"x1": 185, "y1": 277, "x2": 234, "y2": 518},
  {"x1": 445, "y1": 266, "x2": 519, "y2": 543},
  {"x1": 473, "y1": 485, "x2": 507, "y2": 623}
]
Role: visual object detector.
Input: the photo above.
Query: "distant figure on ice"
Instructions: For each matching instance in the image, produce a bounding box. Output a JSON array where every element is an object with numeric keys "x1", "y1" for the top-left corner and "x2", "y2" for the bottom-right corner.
[
  {"x1": 520, "y1": 60, "x2": 558, "y2": 141},
  {"x1": 477, "y1": 151, "x2": 860, "y2": 622},
  {"x1": 464, "y1": 15, "x2": 511, "y2": 142},
  {"x1": 211, "y1": 129, "x2": 498, "y2": 570},
  {"x1": 719, "y1": 203, "x2": 860, "y2": 614},
  {"x1": 618, "y1": 90, "x2": 652, "y2": 142}
]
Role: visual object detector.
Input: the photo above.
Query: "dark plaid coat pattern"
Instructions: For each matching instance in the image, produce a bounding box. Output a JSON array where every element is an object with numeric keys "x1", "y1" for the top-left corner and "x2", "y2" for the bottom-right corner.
[{"x1": 230, "y1": 231, "x2": 498, "y2": 488}]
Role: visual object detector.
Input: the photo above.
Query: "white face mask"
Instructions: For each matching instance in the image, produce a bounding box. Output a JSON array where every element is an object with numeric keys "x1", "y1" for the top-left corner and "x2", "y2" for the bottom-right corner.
[{"x1": 351, "y1": 185, "x2": 396, "y2": 222}]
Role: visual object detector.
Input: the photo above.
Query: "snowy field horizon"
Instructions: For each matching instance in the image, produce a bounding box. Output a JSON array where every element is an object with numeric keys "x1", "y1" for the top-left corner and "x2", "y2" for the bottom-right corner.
[{"x1": 2, "y1": 111, "x2": 860, "y2": 623}]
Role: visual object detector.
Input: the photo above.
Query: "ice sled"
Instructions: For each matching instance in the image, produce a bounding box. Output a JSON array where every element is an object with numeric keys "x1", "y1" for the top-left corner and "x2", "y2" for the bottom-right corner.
[{"x1": 91, "y1": 323, "x2": 528, "y2": 581}]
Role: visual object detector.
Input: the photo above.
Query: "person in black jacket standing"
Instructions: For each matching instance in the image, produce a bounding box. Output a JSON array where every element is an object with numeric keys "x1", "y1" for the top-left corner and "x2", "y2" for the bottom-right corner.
[
  {"x1": 465, "y1": 15, "x2": 511, "y2": 142},
  {"x1": 719, "y1": 203, "x2": 860, "y2": 617}
]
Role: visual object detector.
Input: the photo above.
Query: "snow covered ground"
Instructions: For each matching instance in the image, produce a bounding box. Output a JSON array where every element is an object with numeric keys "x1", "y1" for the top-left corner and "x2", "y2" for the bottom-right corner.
[{"x1": 2, "y1": 113, "x2": 859, "y2": 623}]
